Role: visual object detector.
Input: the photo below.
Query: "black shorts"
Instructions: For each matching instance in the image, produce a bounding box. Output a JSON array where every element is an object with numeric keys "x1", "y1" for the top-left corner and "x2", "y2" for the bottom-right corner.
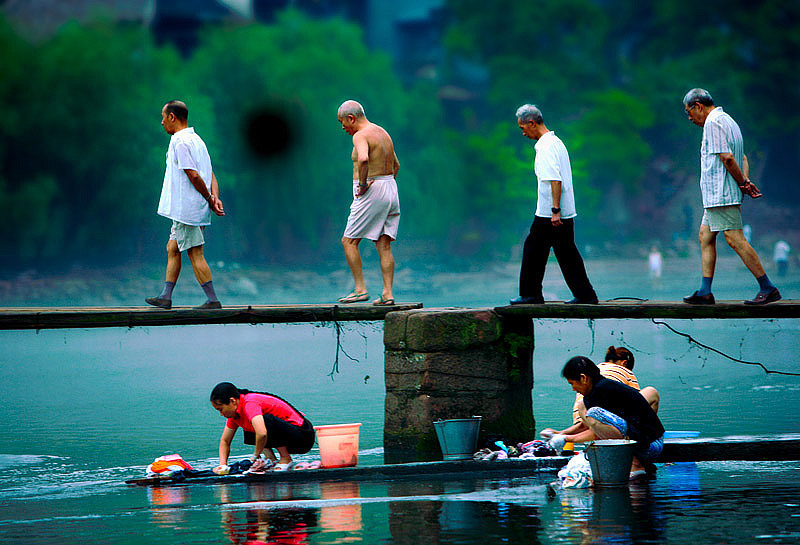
[{"x1": 242, "y1": 414, "x2": 316, "y2": 454}]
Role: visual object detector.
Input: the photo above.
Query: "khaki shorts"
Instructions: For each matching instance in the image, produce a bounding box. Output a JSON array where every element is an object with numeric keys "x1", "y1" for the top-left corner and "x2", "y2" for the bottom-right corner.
[
  {"x1": 170, "y1": 221, "x2": 205, "y2": 252},
  {"x1": 701, "y1": 205, "x2": 743, "y2": 232}
]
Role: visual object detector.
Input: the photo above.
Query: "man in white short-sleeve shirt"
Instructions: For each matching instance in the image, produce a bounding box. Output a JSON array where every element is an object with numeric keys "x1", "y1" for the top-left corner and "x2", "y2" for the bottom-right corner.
[
  {"x1": 510, "y1": 104, "x2": 597, "y2": 305},
  {"x1": 146, "y1": 100, "x2": 226, "y2": 310},
  {"x1": 682, "y1": 88, "x2": 780, "y2": 305}
]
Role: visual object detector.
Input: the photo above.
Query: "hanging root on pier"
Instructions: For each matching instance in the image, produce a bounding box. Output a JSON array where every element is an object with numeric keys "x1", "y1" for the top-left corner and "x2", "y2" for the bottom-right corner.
[
  {"x1": 328, "y1": 320, "x2": 359, "y2": 378},
  {"x1": 651, "y1": 318, "x2": 800, "y2": 377}
]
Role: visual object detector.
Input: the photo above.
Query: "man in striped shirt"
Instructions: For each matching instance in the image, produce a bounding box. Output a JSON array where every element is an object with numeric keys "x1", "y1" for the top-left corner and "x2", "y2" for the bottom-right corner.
[{"x1": 682, "y1": 88, "x2": 780, "y2": 305}]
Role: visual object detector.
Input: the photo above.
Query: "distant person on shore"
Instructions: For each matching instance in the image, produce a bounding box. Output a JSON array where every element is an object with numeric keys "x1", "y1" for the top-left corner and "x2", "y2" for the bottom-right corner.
[
  {"x1": 774, "y1": 240, "x2": 791, "y2": 277},
  {"x1": 540, "y1": 346, "x2": 660, "y2": 445},
  {"x1": 210, "y1": 382, "x2": 315, "y2": 474},
  {"x1": 548, "y1": 356, "x2": 665, "y2": 479},
  {"x1": 648, "y1": 246, "x2": 663, "y2": 281},
  {"x1": 336, "y1": 100, "x2": 401, "y2": 306},
  {"x1": 146, "y1": 100, "x2": 225, "y2": 310},
  {"x1": 510, "y1": 104, "x2": 598, "y2": 305},
  {"x1": 682, "y1": 88, "x2": 780, "y2": 305}
]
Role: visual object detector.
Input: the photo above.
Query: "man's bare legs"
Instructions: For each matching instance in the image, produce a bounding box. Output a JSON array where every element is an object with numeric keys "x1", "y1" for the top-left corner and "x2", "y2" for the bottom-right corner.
[
  {"x1": 722, "y1": 229, "x2": 766, "y2": 277},
  {"x1": 146, "y1": 240, "x2": 181, "y2": 308},
  {"x1": 187, "y1": 244, "x2": 212, "y2": 284},
  {"x1": 166, "y1": 239, "x2": 181, "y2": 283},
  {"x1": 699, "y1": 225, "x2": 717, "y2": 278},
  {"x1": 342, "y1": 236, "x2": 367, "y2": 296},
  {"x1": 702, "y1": 223, "x2": 770, "y2": 281},
  {"x1": 186, "y1": 244, "x2": 220, "y2": 306},
  {"x1": 374, "y1": 234, "x2": 395, "y2": 303},
  {"x1": 697, "y1": 224, "x2": 778, "y2": 302}
]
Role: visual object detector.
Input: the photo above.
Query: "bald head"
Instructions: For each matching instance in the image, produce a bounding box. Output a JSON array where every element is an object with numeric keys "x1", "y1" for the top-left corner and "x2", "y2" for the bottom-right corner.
[{"x1": 338, "y1": 100, "x2": 365, "y2": 119}]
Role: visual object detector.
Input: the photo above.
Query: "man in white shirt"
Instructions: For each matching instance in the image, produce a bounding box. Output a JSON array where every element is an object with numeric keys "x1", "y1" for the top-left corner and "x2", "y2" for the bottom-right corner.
[
  {"x1": 146, "y1": 100, "x2": 225, "y2": 310},
  {"x1": 510, "y1": 104, "x2": 598, "y2": 305},
  {"x1": 682, "y1": 88, "x2": 780, "y2": 305}
]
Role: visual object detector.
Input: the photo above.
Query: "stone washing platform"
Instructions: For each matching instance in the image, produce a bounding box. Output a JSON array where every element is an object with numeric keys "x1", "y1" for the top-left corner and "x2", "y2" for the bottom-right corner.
[{"x1": 125, "y1": 434, "x2": 800, "y2": 487}]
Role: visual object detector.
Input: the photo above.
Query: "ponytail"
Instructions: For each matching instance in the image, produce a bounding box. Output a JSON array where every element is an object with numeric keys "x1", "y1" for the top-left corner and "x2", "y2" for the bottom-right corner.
[{"x1": 605, "y1": 345, "x2": 635, "y2": 370}]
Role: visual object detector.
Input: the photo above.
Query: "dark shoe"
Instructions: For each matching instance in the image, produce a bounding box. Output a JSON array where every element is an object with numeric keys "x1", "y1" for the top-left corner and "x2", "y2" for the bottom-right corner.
[
  {"x1": 195, "y1": 300, "x2": 222, "y2": 309},
  {"x1": 510, "y1": 296, "x2": 545, "y2": 305},
  {"x1": 145, "y1": 296, "x2": 172, "y2": 309},
  {"x1": 565, "y1": 296, "x2": 598, "y2": 304},
  {"x1": 744, "y1": 287, "x2": 781, "y2": 305},
  {"x1": 683, "y1": 291, "x2": 715, "y2": 305}
]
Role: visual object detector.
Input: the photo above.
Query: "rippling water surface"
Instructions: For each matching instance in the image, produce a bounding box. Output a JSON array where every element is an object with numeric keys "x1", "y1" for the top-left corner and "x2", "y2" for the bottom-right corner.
[{"x1": 2, "y1": 257, "x2": 800, "y2": 543}]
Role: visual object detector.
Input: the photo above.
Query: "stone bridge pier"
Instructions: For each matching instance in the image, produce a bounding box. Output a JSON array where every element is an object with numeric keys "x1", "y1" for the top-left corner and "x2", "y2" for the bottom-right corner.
[{"x1": 383, "y1": 308, "x2": 534, "y2": 462}]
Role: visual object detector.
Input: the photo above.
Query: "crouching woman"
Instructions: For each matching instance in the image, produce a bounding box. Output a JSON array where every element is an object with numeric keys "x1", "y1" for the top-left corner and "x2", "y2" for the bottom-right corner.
[
  {"x1": 210, "y1": 382, "x2": 315, "y2": 473},
  {"x1": 552, "y1": 357, "x2": 664, "y2": 478}
]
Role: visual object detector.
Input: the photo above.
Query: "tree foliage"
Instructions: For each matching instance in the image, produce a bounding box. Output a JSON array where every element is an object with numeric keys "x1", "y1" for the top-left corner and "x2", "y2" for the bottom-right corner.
[
  {"x1": 0, "y1": 11, "x2": 460, "y2": 267},
  {"x1": 2, "y1": 2, "x2": 799, "y2": 269},
  {"x1": 446, "y1": 0, "x2": 800, "y2": 242}
]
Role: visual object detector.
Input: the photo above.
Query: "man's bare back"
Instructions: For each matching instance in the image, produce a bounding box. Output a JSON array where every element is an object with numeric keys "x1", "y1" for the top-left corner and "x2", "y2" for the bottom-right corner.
[{"x1": 351, "y1": 123, "x2": 400, "y2": 179}]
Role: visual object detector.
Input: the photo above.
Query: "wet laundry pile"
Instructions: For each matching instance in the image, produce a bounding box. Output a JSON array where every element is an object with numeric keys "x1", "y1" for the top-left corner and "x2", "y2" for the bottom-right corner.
[
  {"x1": 146, "y1": 454, "x2": 196, "y2": 477},
  {"x1": 554, "y1": 452, "x2": 593, "y2": 489},
  {"x1": 143, "y1": 454, "x2": 327, "y2": 480},
  {"x1": 473, "y1": 439, "x2": 559, "y2": 461},
  {"x1": 146, "y1": 454, "x2": 254, "y2": 480}
]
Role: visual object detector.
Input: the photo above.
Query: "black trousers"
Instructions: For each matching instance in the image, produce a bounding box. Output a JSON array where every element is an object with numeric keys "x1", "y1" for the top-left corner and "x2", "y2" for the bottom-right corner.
[
  {"x1": 243, "y1": 415, "x2": 316, "y2": 454},
  {"x1": 519, "y1": 216, "x2": 596, "y2": 300}
]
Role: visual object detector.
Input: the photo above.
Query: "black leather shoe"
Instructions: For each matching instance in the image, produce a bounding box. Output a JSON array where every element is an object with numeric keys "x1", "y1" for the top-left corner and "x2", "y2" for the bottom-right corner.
[
  {"x1": 565, "y1": 296, "x2": 598, "y2": 304},
  {"x1": 510, "y1": 296, "x2": 545, "y2": 305},
  {"x1": 145, "y1": 296, "x2": 172, "y2": 309},
  {"x1": 744, "y1": 287, "x2": 781, "y2": 305},
  {"x1": 683, "y1": 291, "x2": 715, "y2": 305},
  {"x1": 195, "y1": 300, "x2": 222, "y2": 309}
]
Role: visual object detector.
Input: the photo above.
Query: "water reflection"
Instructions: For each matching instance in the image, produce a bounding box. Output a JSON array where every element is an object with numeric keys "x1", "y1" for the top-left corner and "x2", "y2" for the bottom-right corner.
[
  {"x1": 215, "y1": 483, "x2": 321, "y2": 544},
  {"x1": 133, "y1": 464, "x2": 800, "y2": 544},
  {"x1": 543, "y1": 483, "x2": 666, "y2": 544},
  {"x1": 385, "y1": 480, "x2": 547, "y2": 544},
  {"x1": 208, "y1": 480, "x2": 366, "y2": 543},
  {"x1": 319, "y1": 481, "x2": 362, "y2": 535},
  {"x1": 223, "y1": 508, "x2": 318, "y2": 545},
  {"x1": 147, "y1": 486, "x2": 190, "y2": 526}
]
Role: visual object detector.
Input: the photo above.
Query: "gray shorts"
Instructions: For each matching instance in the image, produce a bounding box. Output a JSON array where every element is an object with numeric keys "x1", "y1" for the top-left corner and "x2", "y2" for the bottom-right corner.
[
  {"x1": 170, "y1": 221, "x2": 205, "y2": 252},
  {"x1": 702, "y1": 205, "x2": 743, "y2": 232}
]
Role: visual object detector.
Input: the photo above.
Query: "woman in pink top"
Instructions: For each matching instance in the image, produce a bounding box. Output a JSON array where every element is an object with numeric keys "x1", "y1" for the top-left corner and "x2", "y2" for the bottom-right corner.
[{"x1": 210, "y1": 382, "x2": 315, "y2": 473}]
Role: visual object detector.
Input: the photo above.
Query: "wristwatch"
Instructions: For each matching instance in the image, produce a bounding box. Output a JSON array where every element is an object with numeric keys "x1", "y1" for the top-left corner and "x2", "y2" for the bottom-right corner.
[{"x1": 551, "y1": 207, "x2": 561, "y2": 214}]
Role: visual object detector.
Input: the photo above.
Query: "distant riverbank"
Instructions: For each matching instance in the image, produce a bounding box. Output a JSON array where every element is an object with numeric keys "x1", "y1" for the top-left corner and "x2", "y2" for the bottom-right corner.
[{"x1": 0, "y1": 253, "x2": 796, "y2": 308}]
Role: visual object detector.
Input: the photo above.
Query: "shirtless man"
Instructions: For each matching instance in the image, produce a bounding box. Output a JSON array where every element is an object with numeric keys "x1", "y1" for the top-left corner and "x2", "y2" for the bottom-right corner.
[{"x1": 336, "y1": 100, "x2": 401, "y2": 306}]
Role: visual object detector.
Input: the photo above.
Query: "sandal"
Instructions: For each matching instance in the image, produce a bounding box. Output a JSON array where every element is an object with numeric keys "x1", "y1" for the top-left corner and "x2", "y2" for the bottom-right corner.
[
  {"x1": 373, "y1": 295, "x2": 395, "y2": 306},
  {"x1": 245, "y1": 458, "x2": 275, "y2": 474},
  {"x1": 337, "y1": 291, "x2": 369, "y2": 304}
]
